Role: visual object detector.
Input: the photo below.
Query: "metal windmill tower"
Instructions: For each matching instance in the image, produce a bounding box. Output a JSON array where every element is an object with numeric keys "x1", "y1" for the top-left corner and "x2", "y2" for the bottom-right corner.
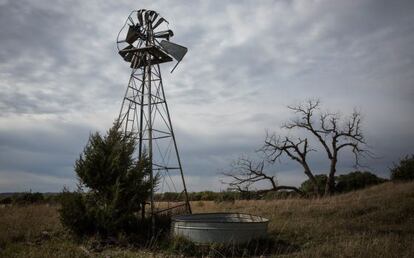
[{"x1": 116, "y1": 9, "x2": 191, "y2": 222}]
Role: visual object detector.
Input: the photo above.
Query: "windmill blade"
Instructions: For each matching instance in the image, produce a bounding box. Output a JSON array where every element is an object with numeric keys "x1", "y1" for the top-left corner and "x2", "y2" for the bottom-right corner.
[
  {"x1": 128, "y1": 16, "x2": 135, "y2": 26},
  {"x1": 125, "y1": 25, "x2": 140, "y2": 44},
  {"x1": 154, "y1": 30, "x2": 174, "y2": 40},
  {"x1": 137, "y1": 9, "x2": 145, "y2": 25},
  {"x1": 151, "y1": 11, "x2": 159, "y2": 23},
  {"x1": 159, "y1": 40, "x2": 187, "y2": 72},
  {"x1": 153, "y1": 17, "x2": 167, "y2": 30},
  {"x1": 147, "y1": 10, "x2": 157, "y2": 22},
  {"x1": 144, "y1": 11, "x2": 151, "y2": 24}
]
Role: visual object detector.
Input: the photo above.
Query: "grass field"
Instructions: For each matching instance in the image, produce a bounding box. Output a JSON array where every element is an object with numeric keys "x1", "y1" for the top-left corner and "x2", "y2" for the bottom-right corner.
[{"x1": 1, "y1": 181, "x2": 413, "y2": 257}]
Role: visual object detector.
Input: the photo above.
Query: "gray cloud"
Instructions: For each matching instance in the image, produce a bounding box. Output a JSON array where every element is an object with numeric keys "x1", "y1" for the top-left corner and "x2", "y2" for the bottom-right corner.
[{"x1": 0, "y1": 0, "x2": 413, "y2": 192}]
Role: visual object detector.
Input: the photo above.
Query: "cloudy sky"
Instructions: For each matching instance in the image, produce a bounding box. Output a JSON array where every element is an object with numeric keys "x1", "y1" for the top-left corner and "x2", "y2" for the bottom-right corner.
[{"x1": 0, "y1": 0, "x2": 413, "y2": 192}]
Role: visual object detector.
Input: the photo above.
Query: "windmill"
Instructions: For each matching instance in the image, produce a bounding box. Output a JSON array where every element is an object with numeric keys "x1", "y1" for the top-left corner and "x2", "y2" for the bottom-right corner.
[{"x1": 116, "y1": 9, "x2": 191, "y2": 228}]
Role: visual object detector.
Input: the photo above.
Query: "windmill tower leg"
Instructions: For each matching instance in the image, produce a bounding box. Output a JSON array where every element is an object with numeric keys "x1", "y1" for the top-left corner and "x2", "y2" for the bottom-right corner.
[
  {"x1": 143, "y1": 63, "x2": 192, "y2": 215},
  {"x1": 157, "y1": 65, "x2": 192, "y2": 214},
  {"x1": 145, "y1": 47, "x2": 156, "y2": 236}
]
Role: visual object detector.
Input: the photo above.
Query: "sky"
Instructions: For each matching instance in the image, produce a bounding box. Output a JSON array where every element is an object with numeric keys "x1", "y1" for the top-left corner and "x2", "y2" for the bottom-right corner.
[{"x1": 0, "y1": 0, "x2": 413, "y2": 192}]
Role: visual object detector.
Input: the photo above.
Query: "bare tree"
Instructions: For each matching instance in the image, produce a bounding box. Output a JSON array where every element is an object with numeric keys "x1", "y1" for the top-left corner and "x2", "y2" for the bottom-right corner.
[
  {"x1": 221, "y1": 157, "x2": 303, "y2": 196},
  {"x1": 263, "y1": 99, "x2": 368, "y2": 195}
]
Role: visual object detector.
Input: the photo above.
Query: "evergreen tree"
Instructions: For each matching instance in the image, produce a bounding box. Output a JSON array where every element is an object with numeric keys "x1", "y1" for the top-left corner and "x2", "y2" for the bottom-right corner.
[
  {"x1": 60, "y1": 122, "x2": 154, "y2": 237},
  {"x1": 391, "y1": 155, "x2": 414, "y2": 181}
]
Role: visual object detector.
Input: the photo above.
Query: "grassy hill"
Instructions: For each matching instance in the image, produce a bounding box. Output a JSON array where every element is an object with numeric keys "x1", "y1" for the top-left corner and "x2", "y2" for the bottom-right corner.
[{"x1": 0, "y1": 181, "x2": 413, "y2": 257}]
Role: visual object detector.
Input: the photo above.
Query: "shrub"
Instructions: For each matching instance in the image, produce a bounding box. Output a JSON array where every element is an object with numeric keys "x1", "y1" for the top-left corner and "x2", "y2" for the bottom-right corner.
[
  {"x1": 391, "y1": 155, "x2": 414, "y2": 181},
  {"x1": 156, "y1": 192, "x2": 180, "y2": 202},
  {"x1": 59, "y1": 122, "x2": 154, "y2": 239},
  {"x1": 262, "y1": 191, "x2": 298, "y2": 200},
  {"x1": 12, "y1": 192, "x2": 44, "y2": 205},
  {"x1": 215, "y1": 191, "x2": 238, "y2": 203},
  {"x1": 59, "y1": 190, "x2": 94, "y2": 236},
  {"x1": 336, "y1": 171, "x2": 387, "y2": 193},
  {"x1": 168, "y1": 236, "x2": 198, "y2": 255},
  {"x1": 300, "y1": 172, "x2": 387, "y2": 195},
  {"x1": 0, "y1": 197, "x2": 12, "y2": 205},
  {"x1": 43, "y1": 194, "x2": 61, "y2": 204},
  {"x1": 300, "y1": 174, "x2": 327, "y2": 195},
  {"x1": 200, "y1": 191, "x2": 217, "y2": 201}
]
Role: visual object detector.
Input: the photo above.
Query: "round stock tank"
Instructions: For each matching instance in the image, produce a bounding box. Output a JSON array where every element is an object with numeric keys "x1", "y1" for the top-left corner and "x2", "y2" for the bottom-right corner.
[{"x1": 171, "y1": 213, "x2": 269, "y2": 244}]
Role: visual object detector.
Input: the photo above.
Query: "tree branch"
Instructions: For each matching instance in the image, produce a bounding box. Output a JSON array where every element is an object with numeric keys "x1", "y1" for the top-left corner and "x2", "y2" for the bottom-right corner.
[
  {"x1": 221, "y1": 157, "x2": 303, "y2": 196},
  {"x1": 284, "y1": 100, "x2": 337, "y2": 160}
]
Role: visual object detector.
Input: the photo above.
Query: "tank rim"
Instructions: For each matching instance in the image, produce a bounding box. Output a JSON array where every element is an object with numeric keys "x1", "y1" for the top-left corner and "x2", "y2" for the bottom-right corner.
[{"x1": 172, "y1": 212, "x2": 269, "y2": 223}]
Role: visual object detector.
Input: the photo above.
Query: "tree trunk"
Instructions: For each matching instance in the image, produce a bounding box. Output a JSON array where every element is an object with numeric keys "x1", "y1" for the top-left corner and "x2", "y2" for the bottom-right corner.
[
  {"x1": 304, "y1": 167, "x2": 321, "y2": 196},
  {"x1": 325, "y1": 158, "x2": 337, "y2": 195}
]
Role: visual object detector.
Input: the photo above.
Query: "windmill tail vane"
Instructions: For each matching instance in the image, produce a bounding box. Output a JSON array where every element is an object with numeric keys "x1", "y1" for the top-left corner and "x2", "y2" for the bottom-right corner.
[{"x1": 115, "y1": 9, "x2": 191, "y2": 229}]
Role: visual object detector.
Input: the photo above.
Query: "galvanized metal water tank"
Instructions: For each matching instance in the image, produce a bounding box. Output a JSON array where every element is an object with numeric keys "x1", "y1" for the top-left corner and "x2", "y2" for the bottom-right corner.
[{"x1": 172, "y1": 213, "x2": 269, "y2": 244}]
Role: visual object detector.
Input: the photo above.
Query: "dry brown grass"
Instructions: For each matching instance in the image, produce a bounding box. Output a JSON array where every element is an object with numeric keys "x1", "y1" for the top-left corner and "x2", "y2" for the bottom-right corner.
[
  {"x1": 0, "y1": 204, "x2": 61, "y2": 246},
  {"x1": 0, "y1": 182, "x2": 413, "y2": 257},
  {"x1": 191, "y1": 182, "x2": 414, "y2": 257}
]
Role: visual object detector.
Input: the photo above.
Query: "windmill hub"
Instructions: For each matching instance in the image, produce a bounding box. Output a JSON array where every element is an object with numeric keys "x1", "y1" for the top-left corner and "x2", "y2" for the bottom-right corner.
[{"x1": 117, "y1": 9, "x2": 187, "y2": 72}]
